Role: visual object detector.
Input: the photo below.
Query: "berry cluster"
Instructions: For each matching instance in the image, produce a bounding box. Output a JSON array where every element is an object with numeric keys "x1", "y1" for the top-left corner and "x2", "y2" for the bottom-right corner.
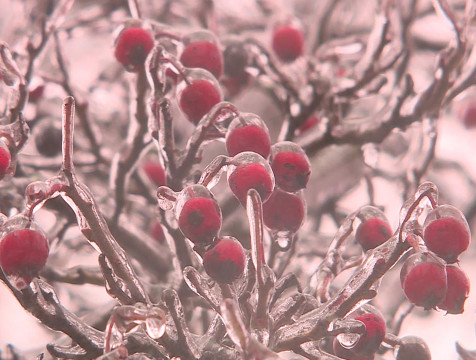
[{"x1": 400, "y1": 205, "x2": 471, "y2": 312}]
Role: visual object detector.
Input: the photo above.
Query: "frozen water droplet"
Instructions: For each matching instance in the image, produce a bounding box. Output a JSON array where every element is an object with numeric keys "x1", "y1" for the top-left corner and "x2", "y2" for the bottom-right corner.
[
  {"x1": 273, "y1": 232, "x2": 293, "y2": 251},
  {"x1": 337, "y1": 332, "x2": 360, "y2": 349},
  {"x1": 25, "y1": 181, "x2": 48, "y2": 207},
  {"x1": 145, "y1": 308, "x2": 166, "y2": 339},
  {"x1": 362, "y1": 143, "x2": 379, "y2": 169},
  {"x1": 199, "y1": 155, "x2": 229, "y2": 189},
  {"x1": 157, "y1": 186, "x2": 178, "y2": 210},
  {"x1": 6, "y1": 274, "x2": 29, "y2": 291}
]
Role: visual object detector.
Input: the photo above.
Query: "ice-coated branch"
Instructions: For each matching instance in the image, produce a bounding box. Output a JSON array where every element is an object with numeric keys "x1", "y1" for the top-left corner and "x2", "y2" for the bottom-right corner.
[
  {"x1": 53, "y1": 31, "x2": 105, "y2": 164},
  {"x1": 111, "y1": 68, "x2": 151, "y2": 223},
  {"x1": 59, "y1": 97, "x2": 149, "y2": 305},
  {"x1": 176, "y1": 102, "x2": 238, "y2": 183},
  {"x1": 0, "y1": 274, "x2": 103, "y2": 358},
  {"x1": 272, "y1": 182, "x2": 438, "y2": 351}
]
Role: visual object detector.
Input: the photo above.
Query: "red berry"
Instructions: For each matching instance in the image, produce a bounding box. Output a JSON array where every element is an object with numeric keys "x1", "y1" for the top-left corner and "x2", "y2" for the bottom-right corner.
[
  {"x1": 149, "y1": 221, "x2": 165, "y2": 244},
  {"x1": 143, "y1": 161, "x2": 167, "y2": 187},
  {"x1": 114, "y1": 27, "x2": 154, "y2": 72},
  {"x1": 223, "y1": 41, "x2": 249, "y2": 77},
  {"x1": 0, "y1": 228, "x2": 49, "y2": 288},
  {"x1": 400, "y1": 253, "x2": 447, "y2": 309},
  {"x1": 333, "y1": 338, "x2": 374, "y2": 360},
  {"x1": 272, "y1": 25, "x2": 305, "y2": 62},
  {"x1": 0, "y1": 139, "x2": 11, "y2": 180},
  {"x1": 179, "y1": 79, "x2": 222, "y2": 124},
  {"x1": 177, "y1": 186, "x2": 222, "y2": 244},
  {"x1": 263, "y1": 189, "x2": 305, "y2": 233},
  {"x1": 227, "y1": 152, "x2": 275, "y2": 204},
  {"x1": 438, "y1": 265, "x2": 470, "y2": 314},
  {"x1": 462, "y1": 104, "x2": 476, "y2": 128},
  {"x1": 296, "y1": 115, "x2": 319, "y2": 135},
  {"x1": 226, "y1": 113, "x2": 271, "y2": 158},
  {"x1": 352, "y1": 313, "x2": 386, "y2": 355},
  {"x1": 270, "y1": 142, "x2": 311, "y2": 193},
  {"x1": 394, "y1": 336, "x2": 431, "y2": 360},
  {"x1": 29, "y1": 84, "x2": 45, "y2": 102},
  {"x1": 202, "y1": 237, "x2": 246, "y2": 284},
  {"x1": 355, "y1": 218, "x2": 392, "y2": 251},
  {"x1": 181, "y1": 41, "x2": 223, "y2": 79},
  {"x1": 35, "y1": 122, "x2": 62, "y2": 158},
  {"x1": 423, "y1": 206, "x2": 471, "y2": 263},
  {"x1": 221, "y1": 73, "x2": 250, "y2": 97}
]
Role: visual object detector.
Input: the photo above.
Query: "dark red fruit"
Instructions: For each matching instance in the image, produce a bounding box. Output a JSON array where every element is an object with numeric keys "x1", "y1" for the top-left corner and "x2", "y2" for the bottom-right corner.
[
  {"x1": 143, "y1": 161, "x2": 167, "y2": 187},
  {"x1": 0, "y1": 141, "x2": 11, "y2": 180},
  {"x1": 296, "y1": 115, "x2": 319, "y2": 135},
  {"x1": 179, "y1": 79, "x2": 222, "y2": 124},
  {"x1": 270, "y1": 143, "x2": 311, "y2": 193},
  {"x1": 0, "y1": 229, "x2": 49, "y2": 287},
  {"x1": 263, "y1": 189, "x2": 305, "y2": 233},
  {"x1": 202, "y1": 237, "x2": 246, "y2": 284},
  {"x1": 178, "y1": 197, "x2": 222, "y2": 244},
  {"x1": 223, "y1": 42, "x2": 249, "y2": 77},
  {"x1": 226, "y1": 115, "x2": 271, "y2": 158},
  {"x1": 423, "y1": 216, "x2": 470, "y2": 263},
  {"x1": 333, "y1": 338, "x2": 374, "y2": 360},
  {"x1": 355, "y1": 218, "x2": 392, "y2": 251},
  {"x1": 438, "y1": 265, "x2": 470, "y2": 314},
  {"x1": 352, "y1": 313, "x2": 386, "y2": 355},
  {"x1": 400, "y1": 254, "x2": 447, "y2": 309},
  {"x1": 462, "y1": 105, "x2": 476, "y2": 128},
  {"x1": 114, "y1": 27, "x2": 154, "y2": 72},
  {"x1": 394, "y1": 336, "x2": 431, "y2": 360},
  {"x1": 35, "y1": 124, "x2": 62, "y2": 158},
  {"x1": 29, "y1": 84, "x2": 45, "y2": 102},
  {"x1": 149, "y1": 221, "x2": 165, "y2": 244},
  {"x1": 228, "y1": 159, "x2": 274, "y2": 204},
  {"x1": 180, "y1": 41, "x2": 223, "y2": 79},
  {"x1": 221, "y1": 73, "x2": 250, "y2": 97},
  {"x1": 272, "y1": 25, "x2": 305, "y2": 62}
]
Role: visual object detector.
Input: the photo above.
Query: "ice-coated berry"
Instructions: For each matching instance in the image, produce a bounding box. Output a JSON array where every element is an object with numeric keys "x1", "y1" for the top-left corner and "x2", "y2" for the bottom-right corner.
[
  {"x1": 225, "y1": 113, "x2": 271, "y2": 158},
  {"x1": 149, "y1": 220, "x2": 165, "y2": 244},
  {"x1": 272, "y1": 25, "x2": 304, "y2": 62},
  {"x1": 178, "y1": 196, "x2": 222, "y2": 244},
  {"x1": 394, "y1": 336, "x2": 431, "y2": 360},
  {"x1": 423, "y1": 206, "x2": 470, "y2": 263},
  {"x1": 438, "y1": 265, "x2": 470, "y2": 314},
  {"x1": 0, "y1": 228, "x2": 49, "y2": 288},
  {"x1": 355, "y1": 218, "x2": 392, "y2": 251},
  {"x1": 270, "y1": 142, "x2": 311, "y2": 193},
  {"x1": 400, "y1": 253, "x2": 447, "y2": 309},
  {"x1": 263, "y1": 189, "x2": 305, "y2": 233},
  {"x1": 352, "y1": 313, "x2": 386, "y2": 355},
  {"x1": 35, "y1": 124, "x2": 62, "y2": 158},
  {"x1": 114, "y1": 27, "x2": 154, "y2": 72},
  {"x1": 202, "y1": 237, "x2": 246, "y2": 284},
  {"x1": 181, "y1": 41, "x2": 223, "y2": 79},
  {"x1": 333, "y1": 338, "x2": 374, "y2": 360},
  {"x1": 179, "y1": 79, "x2": 222, "y2": 124},
  {"x1": 228, "y1": 152, "x2": 275, "y2": 204},
  {"x1": 223, "y1": 41, "x2": 249, "y2": 77},
  {"x1": 0, "y1": 139, "x2": 11, "y2": 180},
  {"x1": 143, "y1": 161, "x2": 166, "y2": 187}
]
